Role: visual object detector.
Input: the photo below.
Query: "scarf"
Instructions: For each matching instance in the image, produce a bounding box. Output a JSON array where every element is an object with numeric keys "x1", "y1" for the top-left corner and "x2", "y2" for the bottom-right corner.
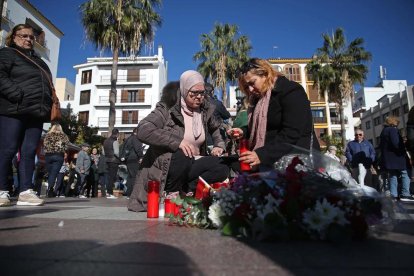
[{"x1": 248, "y1": 89, "x2": 272, "y2": 150}]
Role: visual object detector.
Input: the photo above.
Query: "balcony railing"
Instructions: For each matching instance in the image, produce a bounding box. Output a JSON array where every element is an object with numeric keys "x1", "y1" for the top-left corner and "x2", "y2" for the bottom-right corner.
[
  {"x1": 97, "y1": 117, "x2": 139, "y2": 127},
  {"x1": 330, "y1": 117, "x2": 348, "y2": 124},
  {"x1": 97, "y1": 96, "x2": 145, "y2": 104},
  {"x1": 313, "y1": 117, "x2": 327, "y2": 124},
  {"x1": 99, "y1": 74, "x2": 152, "y2": 83}
]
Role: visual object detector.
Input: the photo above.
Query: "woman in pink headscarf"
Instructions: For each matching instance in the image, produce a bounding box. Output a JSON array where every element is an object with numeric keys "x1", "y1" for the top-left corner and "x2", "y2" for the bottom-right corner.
[{"x1": 128, "y1": 71, "x2": 229, "y2": 212}]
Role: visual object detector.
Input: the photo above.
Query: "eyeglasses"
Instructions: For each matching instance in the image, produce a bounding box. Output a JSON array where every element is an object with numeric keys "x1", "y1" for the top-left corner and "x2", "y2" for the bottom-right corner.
[
  {"x1": 15, "y1": 34, "x2": 35, "y2": 40},
  {"x1": 188, "y1": 90, "x2": 206, "y2": 97},
  {"x1": 237, "y1": 60, "x2": 259, "y2": 76},
  {"x1": 355, "y1": 133, "x2": 363, "y2": 136}
]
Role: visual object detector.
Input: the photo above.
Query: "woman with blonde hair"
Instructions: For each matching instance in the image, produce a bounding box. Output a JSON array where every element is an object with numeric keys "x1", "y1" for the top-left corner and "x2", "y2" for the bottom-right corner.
[
  {"x1": 227, "y1": 58, "x2": 319, "y2": 170},
  {"x1": 43, "y1": 123, "x2": 70, "y2": 197},
  {"x1": 380, "y1": 116, "x2": 414, "y2": 201}
]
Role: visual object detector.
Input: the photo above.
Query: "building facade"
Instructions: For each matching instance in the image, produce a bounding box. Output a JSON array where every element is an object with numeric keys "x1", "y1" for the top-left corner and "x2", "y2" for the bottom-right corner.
[
  {"x1": 72, "y1": 45, "x2": 167, "y2": 139},
  {"x1": 55, "y1": 78, "x2": 74, "y2": 102},
  {"x1": 360, "y1": 85, "x2": 413, "y2": 148},
  {"x1": 228, "y1": 58, "x2": 356, "y2": 147},
  {"x1": 1, "y1": 0, "x2": 63, "y2": 80}
]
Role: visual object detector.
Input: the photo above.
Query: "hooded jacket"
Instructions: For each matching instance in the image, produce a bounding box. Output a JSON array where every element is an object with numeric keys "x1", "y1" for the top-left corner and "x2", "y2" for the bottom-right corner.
[
  {"x1": 0, "y1": 44, "x2": 53, "y2": 121},
  {"x1": 128, "y1": 83, "x2": 225, "y2": 212}
]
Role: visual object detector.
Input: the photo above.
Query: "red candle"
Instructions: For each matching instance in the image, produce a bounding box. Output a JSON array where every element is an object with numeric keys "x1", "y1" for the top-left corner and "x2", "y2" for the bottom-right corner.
[
  {"x1": 195, "y1": 177, "x2": 211, "y2": 200},
  {"x1": 147, "y1": 180, "x2": 160, "y2": 218},
  {"x1": 164, "y1": 198, "x2": 173, "y2": 216},
  {"x1": 239, "y1": 139, "x2": 251, "y2": 172}
]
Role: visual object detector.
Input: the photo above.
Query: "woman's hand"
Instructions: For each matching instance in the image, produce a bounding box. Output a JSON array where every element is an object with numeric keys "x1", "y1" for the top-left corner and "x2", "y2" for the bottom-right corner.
[
  {"x1": 239, "y1": 150, "x2": 261, "y2": 167},
  {"x1": 227, "y1": 128, "x2": 244, "y2": 140},
  {"x1": 210, "y1": 147, "x2": 224, "y2": 156},
  {"x1": 179, "y1": 140, "x2": 197, "y2": 158}
]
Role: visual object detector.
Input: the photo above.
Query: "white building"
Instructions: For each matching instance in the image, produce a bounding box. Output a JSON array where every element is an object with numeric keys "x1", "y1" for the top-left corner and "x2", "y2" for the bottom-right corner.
[
  {"x1": 353, "y1": 79, "x2": 408, "y2": 117},
  {"x1": 360, "y1": 85, "x2": 414, "y2": 148},
  {"x1": 72, "y1": 45, "x2": 167, "y2": 139},
  {"x1": 1, "y1": 0, "x2": 63, "y2": 80}
]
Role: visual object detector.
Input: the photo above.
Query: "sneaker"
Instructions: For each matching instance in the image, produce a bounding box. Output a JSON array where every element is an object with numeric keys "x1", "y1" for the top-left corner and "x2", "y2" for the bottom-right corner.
[
  {"x1": 399, "y1": 195, "x2": 414, "y2": 202},
  {"x1": 0, "y1": 190, "x2": 11, "y2": 207},
  {"x1": 106, "y1": 194, "x2": 117, "y2": 199},
  {"x1": 17, "y1": 189, "x2": 44, "y2": 206},
  {"x1": 79, "y1": 195, "x2": 87, "y2": 199}
]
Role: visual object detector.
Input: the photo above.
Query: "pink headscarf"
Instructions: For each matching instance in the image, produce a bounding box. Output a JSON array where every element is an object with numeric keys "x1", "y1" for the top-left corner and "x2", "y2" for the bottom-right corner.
[{"x1": 179, "y1": 70, "x2": 204, "y2": 138}]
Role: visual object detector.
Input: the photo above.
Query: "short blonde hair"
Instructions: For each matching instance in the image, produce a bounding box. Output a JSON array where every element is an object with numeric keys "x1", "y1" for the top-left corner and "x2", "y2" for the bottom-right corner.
[
  {"x1": 49, "y1": 123, "x2": 63, "y2": 133},
  {"x1": 384, "y1": 116, "x2": 399, "y2": 127},
  {"x1": 237, "y1": 58, "x2": 282, "y2": 96}
]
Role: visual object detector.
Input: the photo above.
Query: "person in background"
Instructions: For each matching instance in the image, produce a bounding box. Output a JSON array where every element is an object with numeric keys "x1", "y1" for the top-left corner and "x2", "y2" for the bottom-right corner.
[
  {"x1": 345, "y1": 129, "x2": 375, "y2": 187},
  {"x1": 55, "y1": 152, "x2": 69, "y2": 197},
  {"x1": 325, "y1": 145, "x2": 340, "y2": 162},
  {"x1": 121, "y1": 128, "x2": 144, "y2": 198},
  {"x1": 128, "y1": 73, "x2": 229, "y2": 213},
  {"x1": 75, "y1": 143, "x2": 91, "y2": 198},
  {"x1": 0, "y1": 24, "x2": 54, "y2": 207},
  {"x1": 233, "y1": 97, "x2": 249, "y2": 129},
  {"x1": 380, "y1": 116, "x2": 414, "y2": 201},
  {"x1": 90, "y1": 147, "x2": 100, "y2": 197},
  {"x1": 103, "y1": 129, "x2": 120, "y2": 199},
  {"x1": 227, "y1": 58, "x2": 319, "y2": 170},
  {"x1": 97, "y1": 148, "x2": 108, "y2": 198},
  {"x1": 43, "y1": 123, "x2": 69, "y2": 197}
]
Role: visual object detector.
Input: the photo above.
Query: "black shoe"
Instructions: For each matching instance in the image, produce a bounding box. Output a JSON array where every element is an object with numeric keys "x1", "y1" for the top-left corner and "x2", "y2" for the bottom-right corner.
[{"x1": 399, "y1": 195, "x2": 414, "y2": 202}]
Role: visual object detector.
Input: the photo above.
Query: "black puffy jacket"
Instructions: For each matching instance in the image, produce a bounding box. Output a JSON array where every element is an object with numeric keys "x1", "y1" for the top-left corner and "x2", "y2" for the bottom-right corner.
[{"x1": 0, "y1": 44, "x2": 53, "y2": 121}]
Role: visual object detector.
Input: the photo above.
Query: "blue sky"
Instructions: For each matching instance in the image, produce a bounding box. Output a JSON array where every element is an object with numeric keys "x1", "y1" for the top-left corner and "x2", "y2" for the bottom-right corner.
[{"x1": 30, "y1": 0, "x2": 414, "y2": 88}]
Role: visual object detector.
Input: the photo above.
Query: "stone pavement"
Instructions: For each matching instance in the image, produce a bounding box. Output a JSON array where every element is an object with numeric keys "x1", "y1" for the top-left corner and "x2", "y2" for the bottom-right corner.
[{"x1": 0, "y1": 197, "x2": 413, "y2": 276}]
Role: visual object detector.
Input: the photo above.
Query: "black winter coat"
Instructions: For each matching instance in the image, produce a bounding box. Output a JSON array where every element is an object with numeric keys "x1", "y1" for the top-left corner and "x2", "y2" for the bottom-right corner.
[
  {"x1": 253, "y1": 76, "x2": 320, "y2": 166},
  {"x1": 379, "y1": 125, "x2": 407, "y2": 170},
  {"x1": 0, "y1": 45, "x2": 53, "y2": 121}
]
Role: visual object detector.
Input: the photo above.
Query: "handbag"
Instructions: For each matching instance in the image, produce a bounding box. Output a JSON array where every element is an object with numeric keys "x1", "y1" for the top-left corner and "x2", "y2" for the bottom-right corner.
[{"x1": 11, "y1": 48, "x2": 61, "y2": 122}]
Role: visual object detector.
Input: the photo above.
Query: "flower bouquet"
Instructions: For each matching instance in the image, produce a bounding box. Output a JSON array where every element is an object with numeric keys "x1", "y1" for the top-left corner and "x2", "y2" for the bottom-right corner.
[{"x1": 169, "y1": 147, "x2": 393, "y2": 242}]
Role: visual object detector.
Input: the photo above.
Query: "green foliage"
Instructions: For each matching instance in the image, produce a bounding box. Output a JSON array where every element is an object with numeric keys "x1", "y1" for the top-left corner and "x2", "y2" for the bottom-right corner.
[
  {"x1": 321, "y1": 135, "x2": 344, "y2": 155},
  {"x1": 193, "y1": 23, "x2": 252, "y2": 106}
]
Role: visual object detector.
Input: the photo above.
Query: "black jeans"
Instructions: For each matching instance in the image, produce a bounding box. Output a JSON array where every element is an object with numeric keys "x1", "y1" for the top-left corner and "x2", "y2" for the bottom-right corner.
[
  {"x1": 126, "y1": 161, "x2": 140, "y2": 197},
  {"x1": 0, "y1": 115, "x2": 43, "y2": 192},
  {"x1": 165, "y1": 150, "x2": 230, "y2": 193},
  {"x1": 106, "y1": 162, "x2": 119, "y2": 195}
]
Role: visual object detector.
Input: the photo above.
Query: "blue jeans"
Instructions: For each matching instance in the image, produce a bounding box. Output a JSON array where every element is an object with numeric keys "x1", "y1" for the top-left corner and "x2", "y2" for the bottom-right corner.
[
  {"x1": 45, "y1": 154, "x2": 64, "y2": 192},
  {"x1": 0, "y1": 115, "x2": 43, "y2": 192},
  {"x1": 389, "y1": 169, "x2": 411, "y2": 197}
]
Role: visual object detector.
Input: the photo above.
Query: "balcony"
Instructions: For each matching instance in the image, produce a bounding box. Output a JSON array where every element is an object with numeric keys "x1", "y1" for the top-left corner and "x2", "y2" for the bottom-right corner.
[
  {"x1": 313, "y1": 117, "x2": 327, "y2": 124},
  {"x1": 330, "y1": 117, "x2": 348, "y2": 124},
  {"x1": 97, "y1": 117, "x2": 139, "y2": 127},
  {"x1": 96, "y1": 96, "x2": 146, "y2": 105},
  {"x1": 99, "y1": 74, "x2": 153, "y2": 84}
]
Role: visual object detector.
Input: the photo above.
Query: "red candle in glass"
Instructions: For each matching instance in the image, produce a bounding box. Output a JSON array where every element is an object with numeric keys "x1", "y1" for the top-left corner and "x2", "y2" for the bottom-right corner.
[
  {"x1": 164, "y1": 198, "x2": 173, "y2": 216},
  {"x1": 147, "y1": 180, "x2": 160, "y2": 218},
  {"x1": 239, "y1": 139, "x2": 251, "y2": 172}
]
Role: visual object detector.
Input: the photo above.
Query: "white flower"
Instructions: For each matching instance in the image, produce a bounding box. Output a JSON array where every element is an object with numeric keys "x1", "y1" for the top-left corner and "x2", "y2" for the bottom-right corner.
[
  {"x1": 314, "y1": 198, "x2": 341, "y2": 223},
  {"x1": 256, "y1": 194, "x2": 283, "y2": 220},
  {"x1": 302, "y1": 208, "x2": 329, "y2": 232},
  {"x1": 333, "y1": 210, "x2": 349, "y2": 226},
  {"x1": 208, "y1": 202, "x2": 224, "y2": 228}
]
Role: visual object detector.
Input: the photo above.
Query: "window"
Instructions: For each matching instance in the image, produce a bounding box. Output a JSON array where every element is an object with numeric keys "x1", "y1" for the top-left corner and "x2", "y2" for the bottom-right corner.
[
  {"x1": 307, "y1": 84, "x2": 324, "y2": 102},
  {"x1": 122, "y1": 110, "x2": 138, "y2": 124},
  {"x1": 284, "y1": 64, "x2": 301, "y2": 82},
  {"x1": 81, "y1": 70, "x2": 92, "y2": 84},
  {"x1": 79, "y1": 90, "x2": 91, "y2": 105},
  {"x1": 365, "y1": 121, "x2": 371, "y2": 130},
  {"x1": 121, "y1": 89, "x2": 145, "y2": 103},
  {"x1": 373, "y1": 117, "x2": 381, "y2": 126},
  {"x1": 127, "y1": 69, "x2": 140, "y2": 82},
  {"x1": 311, "y1": 107, "x2": 326, "y2": 123},
  {"x1": 78, "y1": 111, "x2": 89, "y2": 125},
  {"x1": 392, "y1": 107, "x2": 400, "y2": 116},
  {"x1": 382, "y1": 112, "x2": 389, "y2": 122},
  {"x1": 403, "y1": 103, "x2": 409, "y2": 113}
]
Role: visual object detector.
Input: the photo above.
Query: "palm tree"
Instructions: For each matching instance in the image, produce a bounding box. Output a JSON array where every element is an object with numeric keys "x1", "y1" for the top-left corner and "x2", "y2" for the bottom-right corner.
[
  {"x1": 80, "y1": 0, "x2": 162, "y2": 134},
  {"x1": 194, "y1": 23, "x2": 251, "y2": 107},
  {"x1": 306, "y1": 28, "x2": 371, "y2": 146}
]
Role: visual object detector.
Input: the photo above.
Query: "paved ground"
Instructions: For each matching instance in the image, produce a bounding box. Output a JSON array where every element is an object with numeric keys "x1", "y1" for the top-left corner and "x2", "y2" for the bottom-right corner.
[{"x1": 0, "y1": 196, "x2": 413, "y2": 276}]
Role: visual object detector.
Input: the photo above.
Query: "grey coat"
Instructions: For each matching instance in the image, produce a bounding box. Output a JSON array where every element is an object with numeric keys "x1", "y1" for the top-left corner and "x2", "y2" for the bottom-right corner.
[{"x1": 127, "y1": 98, "x2": 225, "y2": 212}]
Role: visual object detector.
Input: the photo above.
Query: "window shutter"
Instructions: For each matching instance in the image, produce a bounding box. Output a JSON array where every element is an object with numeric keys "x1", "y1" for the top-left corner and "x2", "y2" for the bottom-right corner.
[
  {"x1": 132, "y1": 111, "x2": 138, "y2": 124},
  {"x1": 121, "y1": 90, "x2": 128, "y2": 103}
]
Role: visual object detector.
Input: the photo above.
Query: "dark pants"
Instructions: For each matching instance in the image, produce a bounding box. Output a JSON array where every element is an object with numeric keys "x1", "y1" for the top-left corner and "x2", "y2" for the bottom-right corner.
[
  {"x1": 45, "y1": 153, "x2": 64, "y2": 196},
  {"x1": 165, "y1": 150, "x2": 229, "y2": 193},
  {"x1": 126, "y1": 161, "x2": 140, "y2": 197},
  {"x1": 55, "y1": 172, "x2": 66, "y2": 196},
  {"x1": 107, "y1": 162, "x2": 119, "y2": 195},
  {"x1": 98, "y1": 173, "x2": 108, "y2": 197},
  {"x1": 0, "y1": 115, "x2": 43, "y2": 192}
]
